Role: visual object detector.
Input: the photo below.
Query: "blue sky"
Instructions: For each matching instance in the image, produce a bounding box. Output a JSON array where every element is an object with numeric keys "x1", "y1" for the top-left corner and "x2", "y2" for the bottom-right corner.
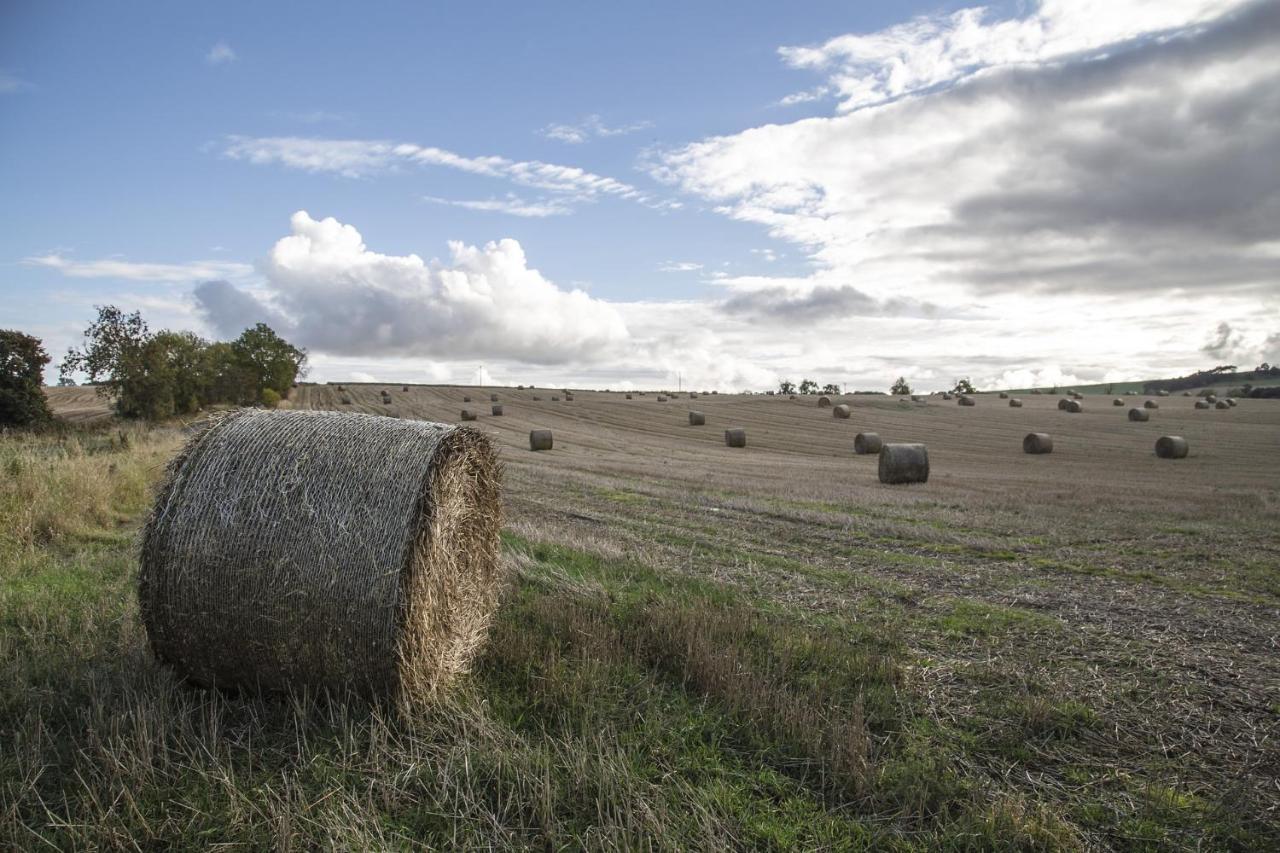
[{"x1": 3, "y1": 0, "x2": 1277, "y2": 390}]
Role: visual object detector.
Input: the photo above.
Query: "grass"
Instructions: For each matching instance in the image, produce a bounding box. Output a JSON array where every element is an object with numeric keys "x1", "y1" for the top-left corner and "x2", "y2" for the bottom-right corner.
[{"x1": 2, "y1": 422, "x2": 1277, "y2": 849}]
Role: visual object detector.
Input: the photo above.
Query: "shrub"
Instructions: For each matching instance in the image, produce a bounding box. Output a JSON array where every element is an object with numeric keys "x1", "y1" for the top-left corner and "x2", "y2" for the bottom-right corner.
[{"x1": 0, "y1": 330, "x2": 53, "y2": 427}]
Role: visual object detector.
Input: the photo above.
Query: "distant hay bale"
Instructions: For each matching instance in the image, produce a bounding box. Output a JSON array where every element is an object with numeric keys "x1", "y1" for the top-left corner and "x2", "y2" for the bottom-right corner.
[
  {"x1": 818, "y1": 396, "x2": 832, "y2": 407},
  {"x1": 1072, "y1": 392, "x2": 1084, "y2": 400},
  {"x1": 340, "y1": 396, "x2": 352, "y2": 405},
  {"x1": 402, "y1": 386, "x2": 409, "y2": 392},
  {"x1": 942, "y1": 392, "x2": 953, "y2": 400},
  {"x1": 657, "y1": 395, "x2": 668, "y2": 402},
  {"x1": 490, "y1": 394, "x2": 499, "y2": 402},
  {"x1": 1215, "y1": 400, "x2": 1229, "y2": 409},
  {"x1": 625, "y1": 393, "x2": 633, "y2": 399},
  {"x1": 853, "y1": 432, "x2": 882, "y2": 455},
  {"x1": 789, "y1": 394, "x2": 797, "y2": 400},
  {"x1": 690, "y1": 393, "x2": 698, "y2": 399},
  {"x1": 833, "y1": 404, "x2": 851, "y2": 419},
  {"x1": 517, "y1": 385, "x2": 524, "y2": 390},
  {"x1": 1206, "y1": 394, "x2": 1218, "y2": 403},
  {"x1": 1031, "y1": 389, "x2": 1042, "y2": 395},
  {"x1": 383, "y1": 396, "x2": 393, "y2": 406},
  {"x1": 1155, "y1": 435, "x2": 1189, "y2": 459},
  {"x1": 1113, "y1": 398, "x2": 1124, "y2": 406},
  {"x1": 1128, "y1": 407, "x2": 1150, "y2": 422},
  {"x1": 1194, "y1": 400, "x2": 1210, "y2": 409},
  {"x1": 463, "y1": 396, "x2": 472, "y2": 403},
  {"x1": 1157, "y1": 389, "x2": 1170, "y2": 397},
  {"x1": 958, "y1": 395, "x2": 976, "y2": 406},
  {"x1": 878, "y1": 443, "x2": 929, "y2": 484},
  {"x1": 688, "y1": 411, "x2": 705, "y2": 425},
  {"x1": 1023, "y1": 432, "x2": 1053, "y2": 454},
  {"x1": 532, "y1": 395, "x2": 542, "y2": 401},
  {"x1": 139, "y1": 409, "x2": 503, "y2": 710},
  {"x1": 551, "y1": 396, "x2": 560, "y2": 402},
  {"x1": 1067, "y1": 388, "x2": 1077, "y2": 396},
  {"x1": 565, "y1": 394, "x2": 574, "y2": 401},
  {"x1": 1065, "y1": 400, "x2": 1083, "y2": 413},
  {"x1": 999, "y1": 392, "x2": 1009, "y2": 399},
  {"x1": 1144, "y1": 400, "x2": 1159, "y2": 409},
  {"x1": 1009, "y1": 398, "x2": 1023, "y2": 407},
  {"x1": 912, "y1": 395, "x2": 924, "y2": 402},
  {"x1": 491, "y1": 405, "x2": 503, "y2": 416},
  {"x1": 460, "y1": 409, "x2": 477, "y2": 421},
  {"x1": 529, "y1": 429, "x2": 553, "y2": 451},
  {"x1": 724, "y1": 428, "x2": 747, "y2": 447},
  {"x1": 1226, "y1": 397, "x2": 1237, "y2": 407},
  {"x1": 1183, "y1": 391, "x2": 1193, "y2": 397}
]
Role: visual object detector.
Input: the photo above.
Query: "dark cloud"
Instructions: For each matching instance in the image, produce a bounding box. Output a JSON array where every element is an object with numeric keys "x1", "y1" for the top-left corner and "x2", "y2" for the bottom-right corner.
[
  {"x1": 719, "y1": 284, "x2": 938, "y2": 322},
  {"x1": 193, "y1": 280, "x2": 285, "y2": 338}
]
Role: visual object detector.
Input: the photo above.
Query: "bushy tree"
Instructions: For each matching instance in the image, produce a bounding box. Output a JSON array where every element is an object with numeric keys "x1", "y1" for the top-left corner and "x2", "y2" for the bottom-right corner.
[
  {"x1": 952, "y1": 377, "x2": 976, "y2": 395},
  {"x1": 778, "y1": 380, "x2": 796, "y2": 395},
  {"x1": 798, "y1": 378, "x2": 817, "y2": 394},
  {"x1": 232, "y1": 323, "x2": 306, "y2": 403},
  {"x1": 821, "y1": 383, "x2": 841, "y2": 395},
  {"x1": 890, "y1": 377, "x2": 911, "y2": 395},
  {"x1": 0, "y1": 329, "x2": 53, "y2": 427}
]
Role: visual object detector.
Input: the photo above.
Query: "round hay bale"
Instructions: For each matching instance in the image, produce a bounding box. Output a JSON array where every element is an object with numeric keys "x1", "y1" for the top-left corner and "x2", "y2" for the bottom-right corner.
[
  {"x1": 463, "y1": 396, "x2": 472, "y2": 403},
  {"x1": 688, "y1": 411, "x2": 705, "y2": 426},
  {"x1": 1023, "y1": 432, "x2": 1053, "y2": 454},
  {"x1": 1009, "y1": 398, "x2": 1023, "y2": 407},
  {"x1": 1144, "y1": 400, "x2": 1159, "y2": 409},
  {"x1": 1157, "y1": 389, "x2": 1170, "y2": 397},
  {"x1": 1065, "y1": 399, "x2": 1083, "y2": 413},
  {"x1": 491, "y1": 405, "x2": 503, "y2": 416},
  {"x1": 490, "y1": 394, "x2": 499, "y2": 403},
  {"x1": 958, "y1": 395, "x2": 976, "y2": 406},
  {"x1": 1128, "y1": 407, "x2": 1150, "y2": 422},
  {"x1": 1030, "y1": 389, "x2": 1042, "y2": 395},
  {"x1": 625, "y1": 393, "x2": 633, "y2": 399},
  {"x1": 724, "y1": 428, "x2": 746, "y2": 448},
  {"x1": 853, "y1": 432, "x2": 882, "y2": 455},
  {"x1": 139, "y1": 410, "x2": 502, "y2": 709},
  {"x1": 833, "y1": 404, "x2": 851, "y2": 419},
  {"x1": 564, "y1": 394, "x2": 574, "y2": 401},
  {"x1": 460, "y1": 409, "x2": 477, "y2": 421},
  {"x1": 1113, "y1": 398, "x2": 1124, "y2": 406},
  {"x1": 999, "y1": 392, "x2": 1009, "y2": 399},
  {"x1": 1194, "y1": 400, "x2": 1210, "y2": 409},
  {"x1": 402, "y1": 385, "x2": 409, "y2": 392},
  {"x1": 382, "y1": 397, "x2": 393, "y2": 406},
  {"x1": 912, "y1": 395, "x2": 925, "y2": 402},
  {"x1": 942, "y1": 392, "x2": 953, "y2": 400},
  {"x1": 1215, "y1": 400, "x2": 1229, "y2": 409},
  {"x1": 878, "y1": 443, "x2": 929, "y2": 484},
  {"x1": 817, "y1": 396, "x2": 832, "y2": 408},
  {"x1": 551, "y1": 396, "x2": 560, "y2": 402},
  {"x1": 689, "y1": 393, "x2": 698, "y2": 399},
  {"x1": 789, "y1": 394, "x2": 797, "y2": 400},
  {"x1": 1155, "y1": 435, "x2": 1188, "y2": 458},
  {"x1": 340, "y1": 396, "x2": 352, "y2": 405},
  {"x1": 1058, "y1": 398, "x2": 1069, "y2": 410},
  {"x1": 1226, "y1": 397, "x2": 1237, "y2": 407},
  {"x1": 657, "y1": 395, "x2": 668, "y2": 402},
  {"x1": 1066, "y1": 388, "x2": 1077, "y2": 396},
  {"x1": 1206, "y1": 394, "x2": 1218, "y2": 403},
  {"x1": 1183, "y1": 391, "x2": 1192, "y2": 397},
  {"x1": 529, "y1": 429, "x2": 553, "y2": 451},
  {"x1": 532, "y1": 395, "x2": 542, "y2": 401}
]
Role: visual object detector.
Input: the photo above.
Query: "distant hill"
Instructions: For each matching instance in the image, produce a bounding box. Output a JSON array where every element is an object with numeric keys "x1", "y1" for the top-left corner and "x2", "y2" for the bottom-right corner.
[{"x1": 1002, "y1": 367, "x2": 1280, "y2": 398}]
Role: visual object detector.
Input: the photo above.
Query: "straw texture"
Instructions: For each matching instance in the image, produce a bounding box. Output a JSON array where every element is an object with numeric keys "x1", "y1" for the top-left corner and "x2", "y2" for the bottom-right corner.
[{"x1": 139, "y1": 409, "x2": 503, "y2": 711}]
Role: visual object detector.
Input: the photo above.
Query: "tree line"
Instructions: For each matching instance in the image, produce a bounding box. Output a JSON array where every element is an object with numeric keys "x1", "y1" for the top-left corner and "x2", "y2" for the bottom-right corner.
[{"x1": 0, "y1": 306, "x2": 306, "y2": 427}]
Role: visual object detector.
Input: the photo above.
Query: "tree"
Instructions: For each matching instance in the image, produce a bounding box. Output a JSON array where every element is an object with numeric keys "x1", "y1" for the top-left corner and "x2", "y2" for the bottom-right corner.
[
  {"x1": 890, "y1": 377, "x2": 911, "y2": 395},
  {"x1": 952, "y1": 377, "x2": 976, "y2": 395},
  {"x1": 60, "y1": 306, "x2": 175, "y2": 420},
  {"x1": 798, "y1": 378, "x2": 817, "y2": 395},
  {"x1": 778, "y1": 380, "x2": 796, "y2": 395},
  {"x1": 0, "y1": 330, "x2": 53, "y2": 427},
  {"x1": 821, "y1": 383, "x2": 841, "y2": 395},
  {"x1": 231, "y1": 323, "x2": 307, "y2": 403}
]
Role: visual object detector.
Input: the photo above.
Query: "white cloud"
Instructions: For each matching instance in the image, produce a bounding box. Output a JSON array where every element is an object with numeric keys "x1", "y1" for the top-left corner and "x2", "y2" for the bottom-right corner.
[
  {"x1": 658, "y1": 261, "x2": 703, "y2": 272},
  {"x1": 206, "y1": 41, "x2": 237, "y2": 65},
  {"x1": 776, "y1": 87, "x2": 830, "y2": 107},
  {"x1": 23, "y1": 254, "x2": 254, "y2": 282},
  {"x1": 540, "y1": 114, "x2": 653, "y2": 144},
  {"x1": 1, "y1": 70, "x2": 32, "y2": 93},
  {"x1": 196, "y1": 211, "x2": 629, "y2": 364},
  {"x1": 423, "y1": 194, "x2": 572, "y2": 218},
  {"x1": 221, "y1": 135, "x2": 668, "y2": 209}
]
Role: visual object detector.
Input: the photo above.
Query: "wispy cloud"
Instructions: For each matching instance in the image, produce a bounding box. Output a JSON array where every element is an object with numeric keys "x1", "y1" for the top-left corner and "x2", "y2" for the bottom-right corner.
[
  {"x1": 658, "y1": 261, "x2": 703, "y2": 272},
  {"x1": 539, "y1": 114, "x2": 653, "y2": 144},
  {"x1": 423, "y1": 194, "x2": 573, "y2": 218},
  {"x1": 0, "y1": 70, "x2": 33, "y2": 93},
  {"x1": 775, "y1": 87, "x2": 829, "y2": 107},
  {"x1": 23, "y1": 253, "x2": 253, "y2": 282},
  {"x1": 206, "y1": 41, "x2": 237, "y2": 66},
  {"x1": 221, "y1": 135, "x2": 671, "y2": 210}
]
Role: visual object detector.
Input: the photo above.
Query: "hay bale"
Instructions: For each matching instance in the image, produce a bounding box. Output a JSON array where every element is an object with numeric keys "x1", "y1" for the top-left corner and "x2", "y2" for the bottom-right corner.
[
  {"x1": 912, "y1": 395, "x2": 925, "y2": 402},
  {"x1": 529, "y1": 429, "x2": 553, "y2": 451},
  {"x1": 1155, "y1": 435, "x2": 1189, "y2": 459},
  {"x1": 1226, "y1": 397, "x2": 1237, "y2": 407},
  {"x1": 1065, "y1": 399, "x2": 1083, "y2": 413},
  {"x1": 657, "y1": 395, "x2": 668, "y2": 402},
  {"x1": 689, "y1": 393, "x2": 698, "y2": 399},
  {"x1": 833, "y1": 404, "x2": 851, "y2": 419},
  {"x1": 625, "y1": 393, "x2": 633, "y2": 399},
  {"x1": 139, "y1": 410, "x2": 502, "y2": 709},
  {"x1": 490, "y1": 394, "x2": 499, "y2": 402},
  {"x1": 551, "y1": 396, "x2": 560, "y2": 402},
  {"x1": 689, "y1": 411, "x2": 705, "y2": 426},
  {"x1": 999, "y1": 392, "x2": 1009, "y2": 399},
  {"x1": 1009, "y1": 398, "x2": 1023, "y2": 407},
  {"x1": 1023, "y1": 432, "x2": 1053, "y2": 454},
  {"x1": 1144, "y1": 400, "x2": 1159, "y2": 409},
  {"x1": 340, "y1": 396, "x2": 352, "y2": 405},
  {"x1": 1072, "y1": 392, "x2": 1084, "y2": 400},
  {"x1": 818, "y1": 396, "x2": 832, "y2": 407},
  {"x1": 1157, "y1": 389, "x2": 1170, "y2": 397},
  {"x1": 1206, "y1": 394, "x2": 1218, "y2": 403},
  {"x1": 564, "y1": 394, "x2": 574, "y2": 401},
  {"x1": 383, "y1": 397, "x2": 393, "y2": 406},
  {"x1": 1128, "y1": 407, "x2": 1150, "y2": 422},
  {"x1": 789, "y1": 394, "x2": 797, "y2": 400},
  {"x1": 1215, "y1": 400, "x2": 1229, "y2": 409},
  {"x1": 491, "y1": 405, "x2": 503, "y2": 416},
  {"x1": 724, "y1": 428, "x2": 746, "y2": 448},
  {"x1": 1194, "y1": 400, "x2": 1210, "y2": 409},
  {"x1": 532, "y1": 395, "x2": 542, "y2": 401},
  {"x1": 942, "y1": 392, "x2": 953, "y2": 400},
  {"x1": 1183, "y1": 391, "x2": 1192, "y2": 396},
  {"x1": 1113, "y1": 398, "x2": 1124, "y2": 406},
  {"x1": 958, "y1": 395, "x2": 976, "y2": 406},
  {"x1": 1030, "y1": 389, "x2": 1042, "y2": 395},
  {"x1": 463, "y1": 396, "x2": 472, "y2": 403},
  {"x1": 853, "y1": 432, "x2": 882, "y2": 455},
  {"x1": 460, "y1": 409, "x2": 477, "y2": 421},
  {"x1": 878, "y1": 443, "x2": 929, "y2": 484},
  {"x1": 402, "y1": 385, "x2": 409, "y2": 392}
]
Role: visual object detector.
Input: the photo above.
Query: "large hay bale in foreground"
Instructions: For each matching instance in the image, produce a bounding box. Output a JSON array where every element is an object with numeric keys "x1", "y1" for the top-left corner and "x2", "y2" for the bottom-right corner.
[
  {"x1": 689, "y1": 411, "x2": 705, "y2": 426},
  {"x1": 1023, "y1": 432, "x2": 1053, "y2": 454},
  {"x1": 817, "y1": 396, "x2": 832, "y2": 408},
  {"x1": 1194, "y1": 400, "x2": 1210, "y2": 409},
  {"x1": 1128, "y1": 407, "x2": 1150, "y2": 422},
  {"x1": 139, "y1": 409, "x2": 502, "y2": 709},
  {"x1": 724, "y1": 428, "x2": 746, "y2": 447},
  {"x1": 878, "y1": 443, "x2": 929, "y2": 484},
  {"x1": 854, "y1": 432, "x2": 882, "y2": 455},
  {"x1": 833, "y1": 404, "x2": 851, "y2": 419},
  {"x1": 1155, "y1": 435, "x2": 1188, "y2": 458},
  {"x1": 529, "y1": 429, "x2": 553, "y2": 451},
  {"x1": 1009, "y1": 398, "x2": 1023, "y2": 407}
]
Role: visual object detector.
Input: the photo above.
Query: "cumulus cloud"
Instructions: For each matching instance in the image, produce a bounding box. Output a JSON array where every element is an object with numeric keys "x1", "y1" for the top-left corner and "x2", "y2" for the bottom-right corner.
[
  {"x1": 658, "y1": 261, "x2": 703, "y2": 272},
  {"x1": 539, "y1": 115, "x2": 653, "y2": 144},
  {"x1": 206, "y1": 42, "x2": 237, "y2": 65},
  {"x1": 195, "y1": 211, "x2": 629, "y2": 364},
  {"x1": 23, "y1": 254, "x2": 254, "y2": 282}
]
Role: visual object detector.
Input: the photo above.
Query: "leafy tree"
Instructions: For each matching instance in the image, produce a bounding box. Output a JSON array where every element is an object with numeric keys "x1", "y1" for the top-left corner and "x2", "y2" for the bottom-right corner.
[
  {"x1": 890, "y1": 377, "x2": 911, "y2": 395},
  {"x1": 153, "y1": 330, "x2": 209, "y2": 415},
  {"x1": 60, "y1": 306, "x2": 175, "y2": 419},
  {"x1": 56, "y1": 376, "x2": 76, "y2": 387},
  {"x1": 821, "y1": 383, "x2": 841, "y2": 395},
  {"x1": 798, "y1": 379, "x2": 817, "y2": 395},
  {"x1": 0, "y1": 329, "x2": 53, "y2": 427},
  {"x1": 778, "y1": 380, "x2": 796, "y2": 395},
  {"x1": 232, "y1": 323, "x2": 307, "y2": 403},
  {"x1": 952, "y1": 377, "x2": 976, "y2": 395}
]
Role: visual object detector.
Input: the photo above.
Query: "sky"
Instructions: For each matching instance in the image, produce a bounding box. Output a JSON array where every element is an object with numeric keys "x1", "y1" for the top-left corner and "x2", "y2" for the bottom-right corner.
[{"x1": 2, "y1": 0, "x2": 1277, "y2": 392}]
